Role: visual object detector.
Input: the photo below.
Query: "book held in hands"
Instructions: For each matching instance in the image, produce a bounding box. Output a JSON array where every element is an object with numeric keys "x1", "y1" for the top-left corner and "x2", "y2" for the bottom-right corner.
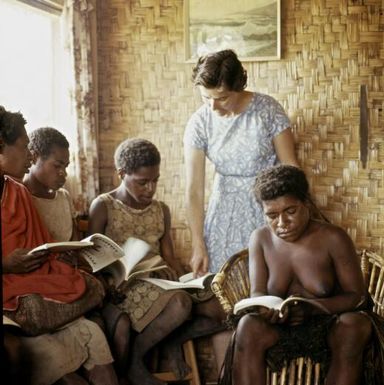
[
  {"x1": 233, "y1": 295, "x2": 330, "y2": 317},
  {"x1": 140, "y1": 272, "x2": 215, "y2": 291},
  {"x1": 28, "y1": 234, "x2": 152, "y2": 286}
]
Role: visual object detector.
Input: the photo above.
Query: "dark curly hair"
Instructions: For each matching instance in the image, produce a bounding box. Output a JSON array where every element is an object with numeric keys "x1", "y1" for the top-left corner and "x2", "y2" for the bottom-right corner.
[
  {"x1": 254, "y1": 165, "x2": 309, "y2": 203},
  {"x1": 114, "y1": 138, "x2": 161, "y2": 174},
  {"x1": 0, "y1": 105, "x2": 27, "y2": 145},
  {"x1": 28, "y1": 127, "x2": 69, "y2": 159},
  {"x1": 192, "y1": 49, "x2": 247, "y2": 91}
]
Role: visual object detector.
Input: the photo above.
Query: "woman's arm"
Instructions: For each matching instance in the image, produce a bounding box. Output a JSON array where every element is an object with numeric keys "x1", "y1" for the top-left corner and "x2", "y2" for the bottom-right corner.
[
  {"x1": 248, "y1": 228, "x2": 269, "y2": 298},
  {"x1": 273, "y1": 128, "x2": 300, "y2": 167},
  {"x1": 159, "y1": 202, "x2": 185, "y2": 277},
  {"x1": 88, "y1": 197, "x2": 108, "y2": 235},
  {"x1": 71, "y1": 218, "x2": 81, "y2": 241},
  {"x1": 184, "y1": 146, "x2": 209, "y2": 276},
  {"x1": 312, "y1": 226, "x2": 367, "y2": 314}
]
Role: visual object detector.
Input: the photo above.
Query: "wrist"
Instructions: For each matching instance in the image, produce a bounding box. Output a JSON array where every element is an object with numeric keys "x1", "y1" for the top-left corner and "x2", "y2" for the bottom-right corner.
[{"x1": 192, "y1": 241, "x2": 207, "y2": 253}]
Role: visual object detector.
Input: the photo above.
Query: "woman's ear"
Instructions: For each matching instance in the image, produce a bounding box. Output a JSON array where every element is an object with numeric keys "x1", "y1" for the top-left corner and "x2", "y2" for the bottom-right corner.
[{"x1": 117, "y1": 169, "x2": 125, "y2": 180}]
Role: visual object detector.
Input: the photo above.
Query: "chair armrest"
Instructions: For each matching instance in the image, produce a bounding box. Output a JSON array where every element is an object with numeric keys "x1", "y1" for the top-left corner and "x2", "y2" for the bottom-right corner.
[{"x1": 211, "y1": 249, "x2": 250, "y2": 315}]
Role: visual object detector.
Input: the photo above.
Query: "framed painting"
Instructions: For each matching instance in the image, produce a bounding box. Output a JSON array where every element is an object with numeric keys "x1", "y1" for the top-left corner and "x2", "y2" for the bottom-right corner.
[{"x1": 184, "y1": 0, "x2": 281, "y2": 62}]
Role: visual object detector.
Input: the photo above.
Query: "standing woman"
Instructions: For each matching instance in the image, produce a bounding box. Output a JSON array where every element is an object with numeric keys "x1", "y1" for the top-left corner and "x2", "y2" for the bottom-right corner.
[{"x1": 184, "y1": 49, "x2": 300, "y2": 277}]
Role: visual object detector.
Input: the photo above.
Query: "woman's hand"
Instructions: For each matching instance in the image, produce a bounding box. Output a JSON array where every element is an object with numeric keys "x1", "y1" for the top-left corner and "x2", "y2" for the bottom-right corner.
[
  {"x1": 57, "y1": 251, "x2": 93, "y2": 273},
  {"x1": 286, "y1": 302, "x2": 313, "y2": 326},
  {"x1": 190, "y1": 245, "x2": 209, "y2": 277},
  {"x1": 3, "y1": 248, "x2": 49, "y2": 273},
  {"x1": 256, "y1": 307, "x2": 289, "y2": 324}
]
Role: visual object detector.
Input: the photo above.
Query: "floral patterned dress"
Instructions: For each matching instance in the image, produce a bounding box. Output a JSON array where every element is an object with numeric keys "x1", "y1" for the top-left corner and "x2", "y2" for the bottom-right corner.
[
  {"x1": 99, "y1": 195, "x2": 212, "y2": 331},
  {"x1": 99, "y1": 195, "x2": 177, "y2": 332},
  {"x1": 184, "y1": 92, "x2": 291, "y2": 272}
]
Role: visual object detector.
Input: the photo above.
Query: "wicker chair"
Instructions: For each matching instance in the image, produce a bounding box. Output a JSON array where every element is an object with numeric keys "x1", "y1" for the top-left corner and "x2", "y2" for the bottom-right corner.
[{"x1": 211, "y1": 249, "x2": 384, "y2": 385}]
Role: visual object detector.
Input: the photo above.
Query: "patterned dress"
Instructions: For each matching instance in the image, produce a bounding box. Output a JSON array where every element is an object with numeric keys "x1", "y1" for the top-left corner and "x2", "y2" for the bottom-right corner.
[
  {"x1": 184, "y1": 92, "x2": 291, "y2": 272},
  {"x1": 32, "y1": 188, "x2": 76, "y2": 242},
  {"x1": 99, "y1": 194, "x2": 181, "y2": 332}
]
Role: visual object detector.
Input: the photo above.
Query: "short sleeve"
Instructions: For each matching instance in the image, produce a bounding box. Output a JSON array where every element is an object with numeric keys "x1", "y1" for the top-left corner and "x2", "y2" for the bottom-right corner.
[
  {"x1": 266, "y1": 96, "x2": 291, "y2": 138},
  {"x1": 183, "y1": 107, "x2": 208, "y2": 151}
]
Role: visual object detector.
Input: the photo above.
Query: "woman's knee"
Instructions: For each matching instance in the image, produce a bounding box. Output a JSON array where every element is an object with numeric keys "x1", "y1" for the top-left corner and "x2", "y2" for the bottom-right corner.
[
  {"x1": 329, "y1": 312, "x2": 372, "y2": 355},
  {"x1": 236, "y1": 314, "x2": 279, "y2": 351},
  {"x1": 170, "y1": 292, "x2": 193, "y2": 316}
]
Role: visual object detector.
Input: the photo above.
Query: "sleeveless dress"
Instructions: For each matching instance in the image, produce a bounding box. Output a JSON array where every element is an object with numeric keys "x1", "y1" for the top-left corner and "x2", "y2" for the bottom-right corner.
[
  {"x1": 99, "y1": 194, "x2": 183, "y2": 332},
  {"x1": 32, "y1": 188, "x2": 76, "y2": 242},
  {"x1": 184, "y1": 92, "x2": 291, "y2": 272}
]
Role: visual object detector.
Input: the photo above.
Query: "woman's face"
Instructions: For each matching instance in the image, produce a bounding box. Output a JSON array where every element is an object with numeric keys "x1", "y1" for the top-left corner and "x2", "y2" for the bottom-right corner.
[
  {"x1": 262, "y1": 195, "x2": 310, "y2": 243},
  {"x1": 198, "y1": 86, "x2": 241, "y2": 117},
  {"x1": 30, "y1": 145, "x2": 70, "y2": 191},
  {"x1": 120, "y1": 164, "x2": 160, "y2": 209},
  {"x1": 0, "y1": 128, "x2": 32, "y2": 179}
]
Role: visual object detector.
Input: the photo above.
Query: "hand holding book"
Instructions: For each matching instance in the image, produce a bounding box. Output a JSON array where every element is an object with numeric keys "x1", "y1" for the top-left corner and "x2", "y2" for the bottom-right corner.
[
  {"x1": 233, "y1": 295, "x2": 330, "y2": 321},
  {"x1": 27, "y1": 234, "x2": 153, "y2": 287}
]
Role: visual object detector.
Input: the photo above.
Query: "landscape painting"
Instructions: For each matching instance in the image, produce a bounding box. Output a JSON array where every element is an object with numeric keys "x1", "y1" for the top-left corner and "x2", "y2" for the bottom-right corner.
[{"x1": 184, "y1": 0, "x2": 281, "y2": 62}]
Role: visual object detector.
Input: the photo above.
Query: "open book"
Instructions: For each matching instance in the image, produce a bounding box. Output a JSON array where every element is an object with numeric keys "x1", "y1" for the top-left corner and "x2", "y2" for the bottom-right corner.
[
  {"x1": 140, "y1": 272, "x2": 214, "y2": 291},
  {"x1": 28, "y1": 240, "x2": 94, "y2": 254},
  {"x1": 29, "y1": 234, "x2": 152, "y2": 286},
  {"x1": 233, "y1": 295, "x2": 330, "y2": 317}
]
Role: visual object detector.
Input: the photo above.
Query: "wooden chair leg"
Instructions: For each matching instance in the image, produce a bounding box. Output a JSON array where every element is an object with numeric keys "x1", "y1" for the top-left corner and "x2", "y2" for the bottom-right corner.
[
  {"x1": 152, "y1": 339, "x2": 201, "y2": 385},
  {"x1": 182, "y1": 340, "x2": 201, "y2": 385}
]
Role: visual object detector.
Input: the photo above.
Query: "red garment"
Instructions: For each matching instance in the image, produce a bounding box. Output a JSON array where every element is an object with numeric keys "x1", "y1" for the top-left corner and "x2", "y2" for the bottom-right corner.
[{"x1": 2, "y1": 176, "x2": 86, "y2": 310}]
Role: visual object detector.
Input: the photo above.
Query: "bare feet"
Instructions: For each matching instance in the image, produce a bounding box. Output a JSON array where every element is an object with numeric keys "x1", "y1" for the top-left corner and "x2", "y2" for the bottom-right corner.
[
  {"x1": 163, "y1": 342, "x2": 191, "y2": 379},
  {"x1": 127, "y1": 358, "x2": 165, "y2": 385}
]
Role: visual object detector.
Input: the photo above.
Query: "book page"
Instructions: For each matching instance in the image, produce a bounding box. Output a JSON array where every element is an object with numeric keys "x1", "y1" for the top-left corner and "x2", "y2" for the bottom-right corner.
[
  {"x1": 28, "y1": 241, "x2": 93, "y2": 255},
  {"x1": 120, "y1": 237, "x2": 151, "y2": 277},
  {"x1": 179, "y1": 272, "x2": 214, "y2": 283},
  {"x1": 140, "y1": 273, "x2": 212, "y2": 290},
  {"x1": 79, "y1": 233, "x2": 124, "y2": 272},
  {"x1": 234, "y1": 295, "x2": 284, "y2": 315},
  {"x1": 281, "y1": 296, "x2": 330, "y2": 314}
]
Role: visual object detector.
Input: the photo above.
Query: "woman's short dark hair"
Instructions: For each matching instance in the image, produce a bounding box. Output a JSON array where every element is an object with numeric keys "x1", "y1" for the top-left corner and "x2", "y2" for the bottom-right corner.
[
  {"x1": 192, "y1": 49, "x2": 247, "y2": 91},
  {"x1": 28, "y1": 127, "x2": 69, "y2": 159},
  {"x1": 114, "y1": 138, "x2": 161, "y2": 174},
  {"x1": 254, "y1": 165, "x2": 309, "y2": 203},
  {"x1": 0, "y1": 105, "x2": 27, "y2": 145}
]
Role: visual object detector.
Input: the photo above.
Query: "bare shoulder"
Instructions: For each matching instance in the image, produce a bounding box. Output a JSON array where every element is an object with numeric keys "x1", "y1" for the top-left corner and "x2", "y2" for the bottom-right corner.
[
  {"x1": 159, "y1": 201, "x2": 171, "y2": 223},
  {"x1": 249, "y1": 225, "x2": 272, "y2": 248},
  {"x1": 159, "y1": 201, "x2": 170, "y2": 214},
  {"x1": 311, "y1": 221, "x2": 352, "y2": 242},
  {"x1": 310, "y1": 221, "x2": 356, "y2": 257},
  {"x1": 89, "y1": 195, "x2": 107, "y2": 213},
  {"x1": 89, "y1": 191, "x2": 116, "y2": 220}
]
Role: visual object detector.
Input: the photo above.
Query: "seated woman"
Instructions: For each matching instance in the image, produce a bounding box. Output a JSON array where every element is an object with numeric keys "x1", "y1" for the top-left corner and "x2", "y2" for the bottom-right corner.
[
  {"x1": 0, "y1": 106, "x2": 119, "y2": 385},
  {"x1": 23, "y1": 126, "x2": 80, "y2": 241},
  {"x1": 89, "y1": 138, "x2": 226, "y2": 385},
  {"x1": 23, "y1": 125, "x2": 131, "y2": 378},
  {"x1": 225, "y1": 165, "x2": 384, "y2": 385}
]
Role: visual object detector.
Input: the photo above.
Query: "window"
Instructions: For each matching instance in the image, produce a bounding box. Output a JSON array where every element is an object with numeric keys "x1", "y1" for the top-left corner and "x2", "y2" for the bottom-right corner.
[{"x1": 0, "y1": 0, "x2": 76, "y2": 142}]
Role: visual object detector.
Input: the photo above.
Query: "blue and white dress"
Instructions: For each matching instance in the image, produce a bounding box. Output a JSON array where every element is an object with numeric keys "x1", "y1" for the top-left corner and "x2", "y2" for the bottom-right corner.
[{"x1": 184, "y1": 92, "x2": 291, "y2": 272}]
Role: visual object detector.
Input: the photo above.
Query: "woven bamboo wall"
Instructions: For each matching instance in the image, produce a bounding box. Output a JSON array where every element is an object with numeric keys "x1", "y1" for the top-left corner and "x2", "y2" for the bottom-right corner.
[
  {"x1": 97, "y1": 0, "x2": 383, "y2": 263},
  {"x1": 96, "y1": 0, "x2": 383, "y2": 380}
]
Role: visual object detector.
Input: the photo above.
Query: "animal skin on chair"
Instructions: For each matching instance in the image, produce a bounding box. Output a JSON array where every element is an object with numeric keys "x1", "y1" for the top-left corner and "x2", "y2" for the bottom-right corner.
[{"x1": 211, "y1": 249, "x2": 384, "y2": 385}]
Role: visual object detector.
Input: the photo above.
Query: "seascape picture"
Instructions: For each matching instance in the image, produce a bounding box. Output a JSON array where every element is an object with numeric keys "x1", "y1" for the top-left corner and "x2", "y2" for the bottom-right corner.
[{"x1": 185, "y1": 0, "x2": 280, "y2": 61}]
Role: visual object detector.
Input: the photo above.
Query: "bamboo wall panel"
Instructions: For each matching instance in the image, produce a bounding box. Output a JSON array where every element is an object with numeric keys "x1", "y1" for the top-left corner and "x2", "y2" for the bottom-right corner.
[
  {"x1": 97, "y1": 0, "x2": 383, "y2": 265},
  {"x1": 97, "y1": 0, "x2": 383, "y2": 380}
]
